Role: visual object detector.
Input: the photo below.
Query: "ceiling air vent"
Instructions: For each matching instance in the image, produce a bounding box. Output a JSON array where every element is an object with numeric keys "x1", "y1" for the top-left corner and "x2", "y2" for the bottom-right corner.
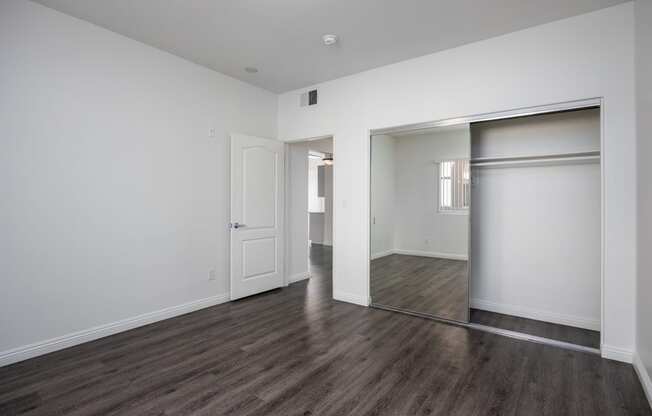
[{"x1": 300, "y1": 89, "x2": 318, "y2": 107}]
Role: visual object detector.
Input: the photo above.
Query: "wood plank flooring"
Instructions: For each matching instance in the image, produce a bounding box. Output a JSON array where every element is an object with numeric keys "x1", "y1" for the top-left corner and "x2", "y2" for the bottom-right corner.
[
  {"x1": 370, "y1": 254, "x2": 468, "y2": 322},
  {"x1": 470, "y1": 309, "x2": 601, "y2": 349},
  {"x1": 0, "y1": 245, "x2": 650, "y2": 415},
  {"x1": 371, "y1": 253, "x2": 601, "y2": 349}
]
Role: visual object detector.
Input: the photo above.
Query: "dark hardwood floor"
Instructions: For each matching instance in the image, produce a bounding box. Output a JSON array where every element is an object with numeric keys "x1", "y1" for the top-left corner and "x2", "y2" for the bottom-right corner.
[
  {"x1": 471, "y1": 309, "x2": 601, "y2": 349},
  {"x1": 0, "y1": 245, "x2": 650, "y2": 415},
  {"x1": 370, "y1": 253, "x2": 601, "y2": 349},
  {"x1": 370, "y1": 254, "x2": 468, "y2": 322}
]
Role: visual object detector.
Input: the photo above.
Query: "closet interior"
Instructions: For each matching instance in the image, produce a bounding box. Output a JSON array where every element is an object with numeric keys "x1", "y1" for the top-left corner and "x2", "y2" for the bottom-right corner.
[{"x1": 369, "y1": 105, "x2": 601, "y2": 351}]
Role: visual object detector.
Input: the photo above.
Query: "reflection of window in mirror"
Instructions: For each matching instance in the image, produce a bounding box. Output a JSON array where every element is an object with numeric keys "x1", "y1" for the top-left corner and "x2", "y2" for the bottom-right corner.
[
  {"x1": 308, "y1": 152, "x2": 325, "y2": 213},
  {"x1": 438, "y1": 160, "x2": 470, "y2": 214}
]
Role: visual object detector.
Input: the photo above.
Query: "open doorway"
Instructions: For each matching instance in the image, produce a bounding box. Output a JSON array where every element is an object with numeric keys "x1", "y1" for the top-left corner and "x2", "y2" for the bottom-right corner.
[{"x1": 286, "y1": 137, "x2": 334, "y2": 297}]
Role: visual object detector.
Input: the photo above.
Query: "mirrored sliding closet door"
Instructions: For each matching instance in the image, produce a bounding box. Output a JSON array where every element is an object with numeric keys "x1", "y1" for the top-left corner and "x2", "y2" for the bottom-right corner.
[{"x1": 370, "y1": 124, "x2": 471, "y2": 322}]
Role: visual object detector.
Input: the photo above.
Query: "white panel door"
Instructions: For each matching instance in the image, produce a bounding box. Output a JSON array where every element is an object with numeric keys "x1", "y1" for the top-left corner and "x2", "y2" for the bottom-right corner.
[{"x1": 230, "y1": 133, "x2": 285, "y2": 300}]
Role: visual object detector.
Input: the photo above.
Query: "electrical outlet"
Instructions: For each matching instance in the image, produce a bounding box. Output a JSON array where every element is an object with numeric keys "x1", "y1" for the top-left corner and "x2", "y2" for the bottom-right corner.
[
  {"x1": 208, "y1": 128, "x2": 216, "y2": 138},
  {"x1": 208, "y1": 270, "x2": 217, "y2": 281}
]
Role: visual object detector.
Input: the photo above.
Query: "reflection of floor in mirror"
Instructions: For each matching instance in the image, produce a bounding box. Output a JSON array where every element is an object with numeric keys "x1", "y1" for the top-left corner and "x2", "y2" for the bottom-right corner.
[
  {"x1": 470, "y1": 309, "x2": 600, "y2": 349},
  {"x1": 370, "y1": 254, "x2": 468, "y2": 322}
]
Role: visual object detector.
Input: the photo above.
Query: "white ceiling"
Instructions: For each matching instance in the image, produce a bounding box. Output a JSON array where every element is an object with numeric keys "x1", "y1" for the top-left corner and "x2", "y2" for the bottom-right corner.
[{"x1": 34, "y1": 0, "x2": 627, "y2": 93}]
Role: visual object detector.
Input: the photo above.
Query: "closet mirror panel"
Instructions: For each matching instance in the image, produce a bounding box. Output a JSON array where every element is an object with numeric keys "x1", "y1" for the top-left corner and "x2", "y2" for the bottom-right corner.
[{"x1": 370, "y1": 123, "x2": 471, "y2": 322}]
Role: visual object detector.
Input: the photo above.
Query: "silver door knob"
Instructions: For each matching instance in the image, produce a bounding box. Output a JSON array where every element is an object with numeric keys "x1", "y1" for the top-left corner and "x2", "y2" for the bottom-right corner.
[{"x1": 230, "y1": 222, "x2": 246, "y2": 229}]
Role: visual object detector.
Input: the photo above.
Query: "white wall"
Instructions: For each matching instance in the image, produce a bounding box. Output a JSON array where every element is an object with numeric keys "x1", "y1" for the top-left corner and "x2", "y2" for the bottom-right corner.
[
  {"x1": 470, "y1": 110, "x2": 601, "y2": 330},
  {"x1": 471, "y1": 109, "x2": 602, "y2": 158},
  {"x1": 287, "y1": 143, "x2": 310, "y2": 280},
  {"x1": 308, "y1": 157, "x2": 324, "y2": 213},
  {"x1": 370, "y1": 135, "x2": 396, "y2": 258},
  {"x1": 278, "y1": 4, "x2": 636, "y2": 361},
  {"x1": 0, "y1": 0, "x2": 277, "y2": 363},
  {"x1": 309, "y1": 213, "x2": 325, "y2": 244},
  {"x1": 307, "y1": 154, "x2": 325, "y2": 244},
  {"x1": 308, "y1": 160, "x2": 333, "y2": 246},
  {"x1": 323, "y1": 164, "x2": 334, "y2": 246},
  {"x1": 393, "y1": 127, "x2": 470, "y2": 259},
  {"x1": 636, "y1": 0, "x2": 652, "y2": 403}
]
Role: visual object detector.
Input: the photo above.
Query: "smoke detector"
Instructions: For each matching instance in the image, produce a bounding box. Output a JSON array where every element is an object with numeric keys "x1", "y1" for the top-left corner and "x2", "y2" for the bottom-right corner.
[{"x1": 322, "y1": 34, "x2": 338, "y2": 46}]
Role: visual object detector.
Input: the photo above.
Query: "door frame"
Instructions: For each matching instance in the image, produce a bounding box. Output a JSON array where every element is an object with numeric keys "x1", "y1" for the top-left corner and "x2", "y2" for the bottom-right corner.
[{"x1": 283, "y1": 134, "x2": 335, "y2": 287}]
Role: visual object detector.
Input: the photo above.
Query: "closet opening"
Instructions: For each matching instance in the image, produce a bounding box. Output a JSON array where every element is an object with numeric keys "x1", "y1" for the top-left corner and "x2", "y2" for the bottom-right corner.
[
  {"x1": 368, "y1": 100, "x2": 602, "y2": 354},
  {"x1": 468, "y1": 107, "x2": 601, "y2": 349}
]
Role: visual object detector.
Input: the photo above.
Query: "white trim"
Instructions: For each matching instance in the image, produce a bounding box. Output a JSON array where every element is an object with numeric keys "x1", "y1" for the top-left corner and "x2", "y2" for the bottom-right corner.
[
  {"x1": 288, "y1": 271, "x2": 311, "y2": 284},
  {"x1": 334, "y1": 291, "x2": 369, "y2": 307},
  {"x1": 370, "y1": 249, "x2": 394, "y2": 260},
  {"x1": 0, "y1": 293, "x2": 230, "y2": 368},
  {"x1": 283, "y1": 142, "x2": 292, "y2": 287},
  {"x1": 393, "y1": 249, "x2": 468, "y2": 261},
  {"x1": 284, "y1": 134, "x2": 334, "y2": 144},
  {"x1": 634, "y1": 353, "x2": 652, "y2": 408},
  {"x1": 599, "y1": 101, "x2": 605, "y2": 349},
  {"x1": 601, "y1": 344, "x2": 634, "y2": 363},
  {"x1": 471, "y1": 298, "x2": 600, "y2": 331}
]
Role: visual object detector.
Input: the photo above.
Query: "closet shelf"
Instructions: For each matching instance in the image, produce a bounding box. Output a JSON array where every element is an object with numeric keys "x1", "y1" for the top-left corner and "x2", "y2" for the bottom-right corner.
[{"x1": 470, "y1": 151, "x2": 600, "y2": 168}]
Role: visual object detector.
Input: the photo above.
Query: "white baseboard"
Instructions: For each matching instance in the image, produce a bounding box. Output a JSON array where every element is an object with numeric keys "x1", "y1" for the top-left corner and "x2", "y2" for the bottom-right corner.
[
  {"x1": 634, "y1": 353, "x2": 652, "y2": 408},
  {"x1": 0, "y1": 293, "x2": 230, "y2": 368},
  {"x1": 392, "y1": 249, "x2": 468, "y2": 261},
  {"x1": 288, "y1": 271, "x2": 311, "y2": 284},
  {"x1": 471, "y1": 298, "x2": 600, "y2": 331},
  {"x1": 601, "y1": 344, "x2": 634, "y2": 363},
  {"x1": 371, "y1": 249, "x2": 468, "y2": 261},
  {"x1": 371, "y1": 250, "x2": 394, "y2": 260},
  {"x1": 333, "y1": 291, "x2": 369, "y2": 307}
]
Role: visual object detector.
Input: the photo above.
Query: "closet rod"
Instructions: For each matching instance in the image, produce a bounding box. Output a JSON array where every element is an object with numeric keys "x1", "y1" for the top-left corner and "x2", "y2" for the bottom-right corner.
[{"x1": 470, "y1": 151, "x2": 600, "y2": 168}]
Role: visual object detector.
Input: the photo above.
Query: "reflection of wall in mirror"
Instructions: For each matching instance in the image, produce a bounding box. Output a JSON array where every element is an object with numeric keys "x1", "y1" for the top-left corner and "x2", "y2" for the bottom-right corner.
[
  {"x1": 370, "y1": 135, "x2": 396, "y2": 259},
  {"x1": 370, "y1": 126, "x2": 470, "y2": 260},
  {"x1": 394, "y1": 127, "x2": 470, "y2": 260}
]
